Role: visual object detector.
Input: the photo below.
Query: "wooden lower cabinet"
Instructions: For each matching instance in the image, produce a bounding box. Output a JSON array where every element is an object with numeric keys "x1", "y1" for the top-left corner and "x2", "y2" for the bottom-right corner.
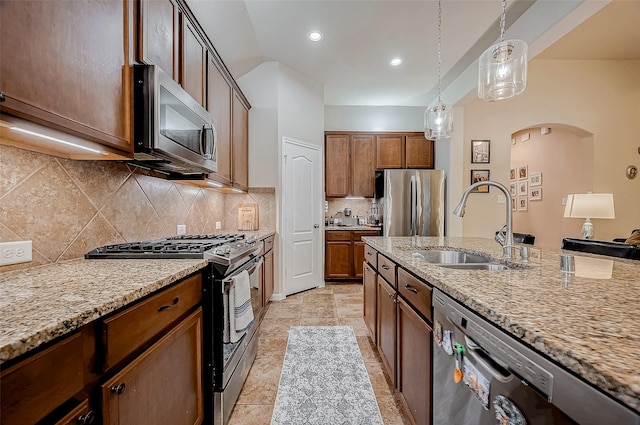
[
  {"x1": 363, "y1": 261, "x2": 377, "y2": 344},
  {"x1": 55, "y1": 400, "x2": 95, "y2": 425},
  {"x1": 263, "y1": 247, "x2": 274, "y2": 307},
  {"x1": 398, "y1": 297, "x2": 432, "y2": 425},
  {"x1": 102, "y1": 308, "x2": 204, "y2": 425},
  {"x1": 325, "y1": 230, "x2": 380, "y2": 280},
  {"x1": 377, "y1": 277, "x2": 397, "y2": 386}
]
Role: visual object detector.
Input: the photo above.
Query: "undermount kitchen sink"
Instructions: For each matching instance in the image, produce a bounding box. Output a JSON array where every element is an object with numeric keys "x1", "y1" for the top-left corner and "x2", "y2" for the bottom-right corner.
[{"x1": 412, "y1": 249, "x2": 510, "y2": 270}]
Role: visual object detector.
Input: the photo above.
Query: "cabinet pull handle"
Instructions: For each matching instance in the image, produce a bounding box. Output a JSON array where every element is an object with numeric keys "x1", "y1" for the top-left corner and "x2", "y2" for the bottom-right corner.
[
  {"x1": 78, "y1": 411, "x2": 96, "y2": 424},
  {"x1": 111, "y1": 383, "x2": 126, "y2": 395},
  {"x1": 381, "y1": 265, "x2": 389, "y2": 270},
  {"x1": 157, "y1": 297, "x2": 179, "y2": 312},
  {"x1": 404, "y1": 285, "x2": 418, "y2": 294}
]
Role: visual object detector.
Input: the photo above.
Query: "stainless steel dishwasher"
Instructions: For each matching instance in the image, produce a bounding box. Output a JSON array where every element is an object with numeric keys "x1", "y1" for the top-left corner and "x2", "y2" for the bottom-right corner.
[{"x1": 432, "y1": 289, "x2": 639, "y2": 425}]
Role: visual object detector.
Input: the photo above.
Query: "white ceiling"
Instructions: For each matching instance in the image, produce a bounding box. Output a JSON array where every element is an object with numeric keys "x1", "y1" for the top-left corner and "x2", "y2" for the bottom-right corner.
[{"x1": 186, "y1": 0, "x2": 639, "y2": 107}]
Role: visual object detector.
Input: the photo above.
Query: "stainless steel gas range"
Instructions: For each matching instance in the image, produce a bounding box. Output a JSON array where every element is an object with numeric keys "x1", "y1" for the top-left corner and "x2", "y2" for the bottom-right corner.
[{"x1": 86, "y1": 233, "x2": 264, "y2": 425}]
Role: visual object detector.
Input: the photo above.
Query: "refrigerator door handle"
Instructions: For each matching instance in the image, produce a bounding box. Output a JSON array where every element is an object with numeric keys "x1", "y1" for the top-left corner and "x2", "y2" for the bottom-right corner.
[{"x1": 410, "y1": 175, "x2": 417, "y2": 236}]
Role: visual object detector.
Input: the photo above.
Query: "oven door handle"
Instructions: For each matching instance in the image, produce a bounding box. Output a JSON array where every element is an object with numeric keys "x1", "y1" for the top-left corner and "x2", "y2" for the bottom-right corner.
[{"x1": 223, "y1": 257, "x2": 264, "y2": 290}]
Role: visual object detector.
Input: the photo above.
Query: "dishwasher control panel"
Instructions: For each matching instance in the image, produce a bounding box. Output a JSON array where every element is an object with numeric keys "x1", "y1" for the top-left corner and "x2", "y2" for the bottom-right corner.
[{"x1": 432, "y1": 289, "x2": 554, "y2": 400}]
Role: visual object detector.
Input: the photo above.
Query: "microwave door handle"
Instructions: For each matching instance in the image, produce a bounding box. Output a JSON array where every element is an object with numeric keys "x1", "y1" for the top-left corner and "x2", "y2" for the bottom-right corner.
[{"x1": 201, "y1": 124, "x2": 214, "y2": 159}]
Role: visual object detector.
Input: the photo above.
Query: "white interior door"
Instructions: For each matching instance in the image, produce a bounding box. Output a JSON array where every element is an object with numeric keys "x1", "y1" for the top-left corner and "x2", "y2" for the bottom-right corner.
[{"x1": 282, "y1": 138, "x2": 322, "y2": 296}]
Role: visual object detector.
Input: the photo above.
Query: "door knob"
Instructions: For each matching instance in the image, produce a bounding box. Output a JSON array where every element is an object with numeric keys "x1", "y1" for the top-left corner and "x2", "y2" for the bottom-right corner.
[{"x1": 314, "y1": 224, "x2": 319, "y2": 228}]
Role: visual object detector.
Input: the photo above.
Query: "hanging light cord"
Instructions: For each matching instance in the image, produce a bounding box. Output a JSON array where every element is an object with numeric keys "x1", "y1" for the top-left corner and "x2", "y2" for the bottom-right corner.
[
  {"x1": 437, "y1": 0, "x2": 443, "y2": 104},
  {"x1": 499, "y1": 0, "x2": 506, "y2": 43}
]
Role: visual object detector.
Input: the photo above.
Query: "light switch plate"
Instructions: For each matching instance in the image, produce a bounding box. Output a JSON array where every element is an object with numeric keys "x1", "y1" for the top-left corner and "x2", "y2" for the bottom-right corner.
[
  {"x1": 0, "y1": 241, "x2": 32, "y2": 266},
  {"x1": 216, "y1": 221, "x2": 222, "y2": 230},
  {"x1": 177, "y1": 224, "x2": 186, "y2": 235}
]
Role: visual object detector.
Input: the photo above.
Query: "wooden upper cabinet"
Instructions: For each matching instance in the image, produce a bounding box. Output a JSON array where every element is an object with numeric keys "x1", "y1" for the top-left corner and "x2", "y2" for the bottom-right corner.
[
  {"x1": 325, "y1": 135, "x2": 350, "y2": 197},
  {"x1": 181, "y1": 16, "x2": 206, "y2": 107},
  {"x1": 138, "y1": 0, "x2": 179, "y2": 81},
  {"x1": 351, "y1": 135, "x2": 376, "y2": 197},
  {"x1": 0, "y1": 0, "x2": 132, "y2": 154},
  {"x1": 405, "y1": 134, "x2": 434, "y2": 169},
  {"x1": 232, "y1": 91, "x2": 249, "y2": 190},
  {"x1": 376, "y1": 135, "x2": 404, "y2": 169},
  {"x1": 207, "y1": 53, "x2": 232, "y2": 185}
]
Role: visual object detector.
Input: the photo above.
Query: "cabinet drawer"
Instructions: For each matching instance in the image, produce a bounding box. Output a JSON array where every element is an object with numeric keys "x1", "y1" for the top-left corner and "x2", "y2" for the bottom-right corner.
[
  {"x1": 264, "y1": 234, "x2": 275, "y2": 252},
  {"x1": 378, "y1": 254, "x2": 396, "y2": 287},
  {"x1": 326, "y1": 231, "x2": 352, "y2": 241},
  {"x1": 55, "y1": 399, "x2": 94, "y2": 425},
  {"x1": 102, "y1": 273, "x2": 202, "y2": 370},
  {"x1": 364, "y1": 245, "x2": 378, "y2": 269},
  {"x1": 398, "y1": 268, "x2": 432, "y2": 322},
  {"x1": 353, "y1": 230, "x2": 380, "y2": 241},
  {"x1": 1, "y1": 333, "x2": 84, "y2": 425}
]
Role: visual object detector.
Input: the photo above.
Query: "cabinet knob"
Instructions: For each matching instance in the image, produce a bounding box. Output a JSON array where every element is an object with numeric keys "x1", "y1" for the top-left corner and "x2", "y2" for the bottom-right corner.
[
  {"x1": 0, "y1": 92, "x2": 5, "y2": 102},
  {"x1": 78, "y1": 411, "x2": 96, "y2": 424},
  {"x1": 111, "y1": 383, "x2": 126, "y2": 395}
]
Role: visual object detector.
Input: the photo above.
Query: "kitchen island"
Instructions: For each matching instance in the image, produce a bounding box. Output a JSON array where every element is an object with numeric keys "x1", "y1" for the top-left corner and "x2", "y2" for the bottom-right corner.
[{"x1": 362, "y1": 236, "x2": 640, "y2": 416}]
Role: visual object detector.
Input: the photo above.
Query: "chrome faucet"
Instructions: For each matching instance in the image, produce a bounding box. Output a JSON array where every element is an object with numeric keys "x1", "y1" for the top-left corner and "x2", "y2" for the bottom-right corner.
[{"x1": 453, "y1": 181, "x2": 515, "y2": 259}]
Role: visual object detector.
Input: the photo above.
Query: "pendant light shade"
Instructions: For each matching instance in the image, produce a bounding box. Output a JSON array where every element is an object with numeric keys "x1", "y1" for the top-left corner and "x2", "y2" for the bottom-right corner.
[
  {"x1": 478, "y1": 0, "x2": 528, "y2": 102},
  {"x1": 424, "y1": 103, "x2": 453, "y2": 140},
  {"x1": 424, "y1": 0, "x2": 452, "y2": 140}
]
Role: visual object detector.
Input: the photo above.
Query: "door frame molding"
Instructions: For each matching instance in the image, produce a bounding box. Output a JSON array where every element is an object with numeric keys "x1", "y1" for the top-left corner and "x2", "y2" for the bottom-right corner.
[{"x1": 278, "y1": 136, "x2": 324, "y2": 298}]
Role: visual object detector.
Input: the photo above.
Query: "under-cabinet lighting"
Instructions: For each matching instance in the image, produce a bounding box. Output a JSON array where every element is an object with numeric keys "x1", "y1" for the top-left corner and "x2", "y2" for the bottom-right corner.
[
  {"x1": 206, "y1": 180, "x2": 223, "y2": 187},
  {"x1": 232, "y1": 188, "x2": 244, "y2": 193},
  {"x1": 345, "y1": 196, "x2": 365, "y2": 200},
  {"x1": 10, "y1": 126, "x2": 102, "y2": 154}
]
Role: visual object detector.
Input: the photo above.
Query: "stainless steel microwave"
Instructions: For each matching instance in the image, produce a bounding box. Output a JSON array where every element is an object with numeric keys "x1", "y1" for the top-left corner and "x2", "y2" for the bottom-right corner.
[{"x1": 131, "y1": 64, "x2": 217, "y2": 176}]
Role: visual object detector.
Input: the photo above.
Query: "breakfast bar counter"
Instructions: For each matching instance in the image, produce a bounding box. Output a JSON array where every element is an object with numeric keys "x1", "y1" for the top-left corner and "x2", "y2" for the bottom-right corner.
[{"x1": 362, "y1": 236, "x2": 640, "y2": 414}]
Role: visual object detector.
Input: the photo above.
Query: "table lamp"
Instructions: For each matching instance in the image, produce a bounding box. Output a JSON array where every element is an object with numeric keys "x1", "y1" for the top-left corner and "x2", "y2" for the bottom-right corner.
[{"x1": 563, "y1": 193, "x2": 615, "y2": 239}]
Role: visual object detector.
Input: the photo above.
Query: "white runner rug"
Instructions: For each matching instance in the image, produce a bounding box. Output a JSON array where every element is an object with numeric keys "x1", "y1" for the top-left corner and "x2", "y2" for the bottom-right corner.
[{"x1": 271, "y1": 326, "x2": 384, "y2": 425}]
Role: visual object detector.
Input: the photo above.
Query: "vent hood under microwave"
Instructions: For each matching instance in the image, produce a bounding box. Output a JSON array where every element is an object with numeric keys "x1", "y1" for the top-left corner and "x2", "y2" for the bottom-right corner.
[{"x1": 131, "y1": 65, "x2": 217, "y2": 177}]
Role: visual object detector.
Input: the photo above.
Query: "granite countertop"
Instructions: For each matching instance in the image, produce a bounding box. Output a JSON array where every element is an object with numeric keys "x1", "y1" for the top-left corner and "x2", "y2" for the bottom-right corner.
[
  {"x1": 325, "y1": 225, "x2": 382, "y2": 231},
  {"x1": 362, "y1": 236, "x2": 640, "y2": 413},
  {"x1": 237, "y1": 229, "x2": 275, "y2": 240},
  {"x1": 0, "y1": 258, "x2": 208, "y2": 364}
]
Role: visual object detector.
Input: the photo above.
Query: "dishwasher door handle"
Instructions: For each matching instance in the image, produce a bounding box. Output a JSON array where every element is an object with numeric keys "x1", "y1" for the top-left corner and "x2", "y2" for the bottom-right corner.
[{"x1": 463, "y1": 335, "x2": 513, "y2": 383}]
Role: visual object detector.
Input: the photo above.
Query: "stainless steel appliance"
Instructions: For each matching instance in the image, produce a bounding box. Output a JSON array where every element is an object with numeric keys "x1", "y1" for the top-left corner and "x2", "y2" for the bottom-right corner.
[
  {"x1": 131, "y1": 64, "x2": 217, "y2": 177},
  {"x1": 86, "y1": 233, "x2": 263, "y2": 425},
  {"x1": 432, "y1": 289, "x2": 639, "y2": 425},
  {"x1": 375, "y1": 169, "x2": 445, "y2": 236}
]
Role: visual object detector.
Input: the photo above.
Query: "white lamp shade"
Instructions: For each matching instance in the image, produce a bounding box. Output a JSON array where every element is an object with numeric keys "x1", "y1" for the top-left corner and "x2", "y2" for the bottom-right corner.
[
  {"x1": 563, "y1": 193, "x2": 615, "y2": 219},
  {"x1": 424, "y1": 103, "x2": 453, "y2": 140},
  {"x1": 478, "y1": 39, "x2": 528, "y2": 102}
]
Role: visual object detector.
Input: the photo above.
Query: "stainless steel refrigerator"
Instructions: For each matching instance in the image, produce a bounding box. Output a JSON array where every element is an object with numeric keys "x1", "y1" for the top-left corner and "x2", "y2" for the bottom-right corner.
[{"x1": 375, "y1": 169, "x2": 445, "y2": 237}]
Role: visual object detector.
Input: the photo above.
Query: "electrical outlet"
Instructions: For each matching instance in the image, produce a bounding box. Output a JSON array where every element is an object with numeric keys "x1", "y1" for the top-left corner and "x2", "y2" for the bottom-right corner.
[
  {"x1": 215, "y1": 221, "x2": 222, "y2": 230},
  {"x1": 177, "y1": 224, "x2": 186, "y2": 235},
  {"x1": 0, "y1": 241, "x2": 33, "y2": 266}
]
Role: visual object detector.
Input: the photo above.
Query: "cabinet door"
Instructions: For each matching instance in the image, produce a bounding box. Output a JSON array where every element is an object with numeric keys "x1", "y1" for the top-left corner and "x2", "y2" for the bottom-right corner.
[
  {"x1": 0, "y1": 0, "x2": 132, "y2": 154},
  {"x1": 353, "y1": 241, "x2": 366, "y2": 278},
  {"x1": 102, "y1": 309, "x2": 203, "y2": 425},
  {"x1": 207, "y1": 53, "x2": 232, "y2": 185},
  {"x1": 55, "y1": 400, "x2": 96, "y2": 425},
  {"x1": 181, "y1": 16, "x2": 205, "y2": 106},
  {"x1": 377, "y1": 278, "x2": 397, "y2": 386},
  {"x1": 263, "y1": 249, "x2": 274, "y2": 307},
  {"x1": 138, "y1": 0, "x2": 179, "y2": 81},
  {"x1": 325, "y1": 135, "x2": 350, "y2": 197},
  {"x1": 405, "y1": 135, "x2": 434, "y2": 169},
  {"x1": 325, "y1": 241, "x2": 352, "y2": 279},
  {"x1": 232, "y1": 91, "x2": 249, "y2": 190},
  {"x1": 351, "y1": 135, "x2": 376, "y2": 197},
  {"x1": 376, "y1": 135, "x2": 404, "y2": 169},
  {"x1": 398, "y1": 297, "x2": 432, "y2": 425},
  {"x1": 363, "y1": 262, "x2": 377, "y2": 344}
]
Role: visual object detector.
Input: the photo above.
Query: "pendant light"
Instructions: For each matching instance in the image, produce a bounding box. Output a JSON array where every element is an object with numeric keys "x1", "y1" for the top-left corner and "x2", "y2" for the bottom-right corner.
[
  {"x1": 478, "y1": 0, "x2": 528, "y2": 101},
  {"x1": 424, "y1": 0, "x2": 452, "y2": 140}
]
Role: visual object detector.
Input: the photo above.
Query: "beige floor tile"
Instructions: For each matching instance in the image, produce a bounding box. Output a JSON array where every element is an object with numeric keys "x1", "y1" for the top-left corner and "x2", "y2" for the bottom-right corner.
[
  {"x1": 336, "y1": 303, "x2": 364, "y2": 318},
  {"x1": 301, "y1": 303, "x2": 338, "y2": 318},
  {"x1": 299, "y1": 317, "x2": 340, "y2": 326},
  {"x1": 257, "y1": 337, "x2": 288, "y2": 363},
  {"x1": 259, "y1": 318, "x2": 299, "y2": 339},
  {"x1": 308, "y1": 285, "x2": 334, "y2": 294},
  {"x1": 302, "y1": 293, "x2": 336, "y2": 304},
  {"x1": 263, "y1": 303, "x2": 302, "y2": 319},
  {"x1": 272, "y1": 295, "x2": 304, "y2": 305},
  {"x1": 328, "y1": 283, "x2": 363, "y2": 294},
  {"x1": 228, "y1": 404, "x2": 274, "y2": 425},
  {"x1": 334, "y1": 293, "x2": 364, "y2": 304},
  {"x1": 357, "y1": 336, "x2": 380, "y2": 363},
  {"x1": 338, "y1": 317, "x2": 370, "y2": 336},
  {"x1": 236, "y1": 359, "x2": 282, "y2": 405}
]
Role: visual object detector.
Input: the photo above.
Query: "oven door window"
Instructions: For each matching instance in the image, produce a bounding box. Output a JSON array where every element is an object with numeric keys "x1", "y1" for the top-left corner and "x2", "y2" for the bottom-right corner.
[{"x1": 159, "y1": 86, "x2": 211, "y2": 157}]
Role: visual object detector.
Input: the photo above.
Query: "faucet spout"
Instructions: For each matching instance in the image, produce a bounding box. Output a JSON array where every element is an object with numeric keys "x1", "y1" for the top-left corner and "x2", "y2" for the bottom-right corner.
[{"x1": 454, "y1": 181, "x2": 515, "y2": 258}]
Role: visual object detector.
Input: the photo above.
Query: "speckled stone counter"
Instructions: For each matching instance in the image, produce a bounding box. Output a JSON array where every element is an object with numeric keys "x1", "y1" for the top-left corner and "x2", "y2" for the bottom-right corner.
[
  {"x1": 362, "y1": 236, "x2": 640, "y2": 413},
  {"x1": 0, "y1": 258, "x2": 208, "y2": 364},
  {"x1": 325, "y1": 225, "x2": 382, "y2": 231}
]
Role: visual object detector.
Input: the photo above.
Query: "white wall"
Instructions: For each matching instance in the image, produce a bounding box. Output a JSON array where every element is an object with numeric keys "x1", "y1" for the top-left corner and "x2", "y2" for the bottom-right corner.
[{"x1": 324, "y1": 105, "x2": 425, "y2": 132}]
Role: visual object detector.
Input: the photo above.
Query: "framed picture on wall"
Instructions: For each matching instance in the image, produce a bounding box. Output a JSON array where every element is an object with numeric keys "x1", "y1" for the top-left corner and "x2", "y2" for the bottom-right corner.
[
  {"x1": 470, "y1": 170, "x2": 490, "y2": 192},
  {"x1": 518, "y1": 197, "x2": 528, "y2": 211},
  {"x1": 518, "y1": 180, "x2": 528, "y2": 196},
  {"x1": 471, "y1": 140, "x2": 490, "y2": 163},
  {"x1": 518, "y1": 165, "x2": 528, "y2": 180},
  {"x1": 510, "y1": 183, "x2": 516, "y2": 196},
  {"x1": 529, "y1": 187, "x2": 542, "y2": 201},
  {"x1": 510, "y1": 168, "x2": 517, "y2": 181},
  {"x1": 529, "y1": 172, "x2": 542, "y2": 186},
  {"x1": 511, "y1": 197, "x2": 517, "y2": 211}
]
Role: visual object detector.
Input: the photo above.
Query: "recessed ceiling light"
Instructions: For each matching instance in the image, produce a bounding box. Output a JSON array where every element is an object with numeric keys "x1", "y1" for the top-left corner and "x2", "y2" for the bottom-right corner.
[
  {"x1": 390, "y1": 58, "x2": 402, "y2": 66},
  {"x1": 308, "y1": 31, "x2": 323, "y2": 42}
]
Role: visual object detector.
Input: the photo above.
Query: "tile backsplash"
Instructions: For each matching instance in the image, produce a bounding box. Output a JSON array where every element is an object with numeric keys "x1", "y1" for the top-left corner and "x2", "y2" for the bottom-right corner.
[{"x1": 0, "y1": 144, "x2": 274, "y2": 272}]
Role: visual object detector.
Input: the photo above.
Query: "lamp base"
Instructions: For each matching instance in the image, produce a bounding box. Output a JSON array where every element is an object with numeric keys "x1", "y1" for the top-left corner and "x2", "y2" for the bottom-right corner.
[{"x1": 581, "y1": 219, "x2": 594, "y2": 239}]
